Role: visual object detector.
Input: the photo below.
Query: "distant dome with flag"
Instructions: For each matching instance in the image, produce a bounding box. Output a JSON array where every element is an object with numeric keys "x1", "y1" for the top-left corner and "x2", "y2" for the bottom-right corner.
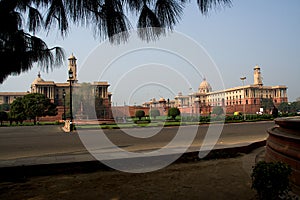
[
  {"x1": 32, "y1": 72, "x2": 44, "y2": 85},
  {"x1": 198, "y1": 78, "x2": 212, "y2": 93}
]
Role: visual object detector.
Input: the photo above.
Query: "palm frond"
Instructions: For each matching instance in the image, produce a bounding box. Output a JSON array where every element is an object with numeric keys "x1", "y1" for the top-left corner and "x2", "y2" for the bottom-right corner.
[
  {"x1": 137, "y1": 4, "x2": 163, "y2": 41},
  {"x1": 97, "y1": 0, "x2": 131, "y2": 44},
  {"x1": 123, "y1": 0, "x2": 143, "y2": 13},
  {"x1": 28, "y1": 6, "x2": 44, "y2": 34},
  {"x1": 45, "y1": 0, "x2": 68, "y2": 36},
  {"x1": 197, "y1": 0, "x2": 232, "y2": 15},
  {"x1": 155, "y1": 0, "x2": 184, "y2": 29}
]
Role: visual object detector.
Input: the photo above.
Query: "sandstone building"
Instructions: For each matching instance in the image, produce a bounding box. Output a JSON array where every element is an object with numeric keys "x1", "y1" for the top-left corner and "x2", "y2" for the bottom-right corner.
[
  {"x1": 0, "y1": 54, "x2": 112, "y2": 121},
  {"x1": 143, "y1": 65, "x2": 288, "y2": 115}
]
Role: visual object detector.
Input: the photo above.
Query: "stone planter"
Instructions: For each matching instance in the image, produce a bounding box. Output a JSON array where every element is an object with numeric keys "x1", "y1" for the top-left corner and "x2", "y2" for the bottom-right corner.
[{"x1": 266, "y1": 117, "x2": 300, "y2": 195}]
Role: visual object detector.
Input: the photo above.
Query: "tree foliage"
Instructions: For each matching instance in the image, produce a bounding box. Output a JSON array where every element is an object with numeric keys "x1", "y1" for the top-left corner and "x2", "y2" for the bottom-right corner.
[
  {"x1": 0, "y1": 111, "x2": 8, "y2": 126},
  {"x1": 10, "y1": 97, "x2": 26, "y2": 124},
  {"x1": 278, "y1": 101, "x2": 300, "y2": 114},
  {"x1": 135, "y1": 110, "x2": 145, "y2": 120},
  {"x1": 260, "y1": 98, "x2": 274, "y2": 113},
  {"x1": 168, "y1": 107, "x2": 180, "y2": 120},
  {"x1": 0, "y1": 0, "x2": 231, "y2": 83},
  {"x1": 10, "y1": 93, "x2": 57, "y2": 124},
  {"x1": 0, "y1": 103, "x2": 10, "y2": 111},
  {"x1": 251, "y1": 161, "x2": 292, "y2": 200}
]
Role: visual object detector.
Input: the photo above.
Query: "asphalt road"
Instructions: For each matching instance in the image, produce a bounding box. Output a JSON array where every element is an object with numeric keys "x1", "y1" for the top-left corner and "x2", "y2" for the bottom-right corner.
[{"x1": 0, "y1": 121, "x2": 274, "y2": 160}]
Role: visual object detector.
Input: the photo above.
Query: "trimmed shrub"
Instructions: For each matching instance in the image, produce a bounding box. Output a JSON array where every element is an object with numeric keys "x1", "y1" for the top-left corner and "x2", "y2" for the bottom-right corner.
[
  {"x1": 168, "y1": 107, "x2": 180, "y2": 120},
  {"x1": 135, "y1": 110, "x2": 145, "y2": 120},
  {"x1": 251, "y1": 161, "x2": 292, "y2": 200}
]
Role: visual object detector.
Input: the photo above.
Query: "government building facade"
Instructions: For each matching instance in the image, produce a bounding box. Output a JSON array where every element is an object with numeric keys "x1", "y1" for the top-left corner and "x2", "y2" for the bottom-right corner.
[
  {"x1": 1, "y1": 62, "x2": 288, "y2": 120},
  {"x1": 142, "y1": 65, "x2": 288, "y2": 115},
  {"x1": 0, "y1": 54, "x2": 112, "y2": 121}
]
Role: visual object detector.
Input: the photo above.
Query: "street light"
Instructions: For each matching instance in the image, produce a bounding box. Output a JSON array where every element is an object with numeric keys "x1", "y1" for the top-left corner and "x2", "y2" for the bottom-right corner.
[
  {"x1": 240, "y1": 76, "x2": 246, "y2": 121},
  {"x1": 63, "y1": 90, "x2": 66, "y2": 120},
  {"x1": 68, "y1": 69, "x2": 73, "y2": 131}
]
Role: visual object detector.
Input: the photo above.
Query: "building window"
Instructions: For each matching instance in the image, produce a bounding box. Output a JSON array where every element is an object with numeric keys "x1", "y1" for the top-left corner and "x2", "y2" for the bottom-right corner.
[
  {"x1": 254, "y1": 99, "x2": 256, "y2": 104},
  {"x1": 246, "y1": 100, "x2": 248, "y2": 104}
]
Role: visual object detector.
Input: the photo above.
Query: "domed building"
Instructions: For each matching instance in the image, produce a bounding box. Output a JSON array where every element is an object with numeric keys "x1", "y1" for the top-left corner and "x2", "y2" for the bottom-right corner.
[
  {"x1": 171, "y1": 66, "x2": 287, "y2": 115},
  {"x1": 0, "y1": 54, "x2": 112, "y2": 121},
  {"x1": 198, "y1": 78, "x2": 212, "y2": 93},
  {"x1": 31, "y1": 72, "x2": 56, "y2": 100}
]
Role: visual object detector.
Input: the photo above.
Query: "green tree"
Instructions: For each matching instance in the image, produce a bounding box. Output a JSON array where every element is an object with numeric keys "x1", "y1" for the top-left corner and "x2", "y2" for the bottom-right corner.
[
  {"x1": 135, "y1": 110, "x2": 145, "y2": 120},
  {"x1": 290, "y1": 101, "x2": 300, "y2": 113},
  {"x1": 10, "y1": 97, "x2": 26, "y2": 124},
  {"x1": 212, "y1": 106, "x2": 224, "y2": 115},
  {"x1": 278, "y1": 102, "x2": 290, "y2": 113},
  {"x1": 0, "y1": 0, "x2": 231, "y2": 83},
  {"x1": 22, "y1": 93, "x2": 57, "y2": 124},
  {"x1": 0, "y1": 111, "x2": 8, "y2": 126},
  {"x1": 168, "y1": 107, "x2": 180, "y2": 120},
  {"x1": 260, "y1": 98, "x2": 274, "y2": 113},
  {"x1": 150, "y1": 109, "x2": 160, "y2": 119},
  {"x1": 0, "y1": 103, "x2": 10, "y2": 111}
]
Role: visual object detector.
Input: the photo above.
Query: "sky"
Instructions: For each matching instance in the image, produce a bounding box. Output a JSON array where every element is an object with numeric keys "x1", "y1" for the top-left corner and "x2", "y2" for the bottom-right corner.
[{"x1": 1, "y1": 0, "x2": 300, "y2": 105}]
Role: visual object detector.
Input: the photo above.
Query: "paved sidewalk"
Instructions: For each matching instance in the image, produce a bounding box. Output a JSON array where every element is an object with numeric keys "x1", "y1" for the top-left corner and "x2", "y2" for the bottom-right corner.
[{"x1": 0, "y1": 146, "x2": 267, "y2": 200}]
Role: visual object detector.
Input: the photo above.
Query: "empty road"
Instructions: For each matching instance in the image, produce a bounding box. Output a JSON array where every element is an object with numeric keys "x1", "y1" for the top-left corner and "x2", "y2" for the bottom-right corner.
[{"x1": 0, "y1": 121, "x2": 274, "y2": 161}]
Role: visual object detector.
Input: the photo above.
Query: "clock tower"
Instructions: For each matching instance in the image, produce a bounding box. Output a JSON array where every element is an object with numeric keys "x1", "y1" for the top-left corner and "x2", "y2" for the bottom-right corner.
[{"x1": 68, "y1": 54, "x2": 78, "y2": 83}]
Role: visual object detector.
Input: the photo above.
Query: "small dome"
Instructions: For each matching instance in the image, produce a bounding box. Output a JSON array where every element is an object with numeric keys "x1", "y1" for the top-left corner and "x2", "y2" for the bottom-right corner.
[
  {"x1": 254, "y1": 65, "x2": 260, "y2": 70},
  {"x1": 68, "y1": 53, "x2": 77, "y2": 60},
  {"x1": 32, "y1": 72, "x2": 44, "y2": 85},
  {"x1": 159, "y1": 97, "x2": 166, "y2": 102},
  {"x1": 198, "y1": 78, "x2": 212, "y2": 93},
  {"x1": 178, "y1": 92, "x2": 183, "y2": 96}
]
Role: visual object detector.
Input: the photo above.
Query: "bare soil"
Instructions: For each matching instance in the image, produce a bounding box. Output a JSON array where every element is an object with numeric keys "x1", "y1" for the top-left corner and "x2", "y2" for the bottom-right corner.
[{"x1": 0, "y1": 155, "x2": 257, "y2": 200}]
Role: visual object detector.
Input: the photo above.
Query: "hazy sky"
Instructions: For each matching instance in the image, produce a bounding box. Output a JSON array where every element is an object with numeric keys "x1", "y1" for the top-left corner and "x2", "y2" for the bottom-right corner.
[{"x1": 1, "y1": 0, "x2": 299, "y2": 104}]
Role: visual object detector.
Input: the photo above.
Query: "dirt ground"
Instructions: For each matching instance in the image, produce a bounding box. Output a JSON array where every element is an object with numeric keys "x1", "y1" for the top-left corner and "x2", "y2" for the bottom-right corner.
[{"x1": 0, "y1": 153, "x2": 259, "y2": 200}]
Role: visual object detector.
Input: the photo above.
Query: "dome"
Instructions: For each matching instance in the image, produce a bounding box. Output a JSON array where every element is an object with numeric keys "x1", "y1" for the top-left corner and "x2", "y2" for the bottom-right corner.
[
  {"x1": 254, "y1": 65, "x2": 260, "y2": 70},
  {"x1": 159, "y1": 97, "x2": 166, "y2": 102},
  {"x1": 198, "y1": 78, "x2": 212, "y2": 93},
  {"x1": 68, "y1": 53, "x2": 77, "y2": 60},
  {"x1": 32, "y1": 72, "x2": 44, "y2": 85}
]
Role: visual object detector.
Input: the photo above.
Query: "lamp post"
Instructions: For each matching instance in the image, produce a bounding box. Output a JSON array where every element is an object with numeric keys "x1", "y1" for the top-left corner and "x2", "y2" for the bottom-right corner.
[
  {"x1": 240, "y1": 76, "x2": 246, "y2": 121},
  {"x1": 63, "y1": 90, "x2": 66, "y2": 120},
  {"x1": 68, "y1": 69, "x2": 73, "y2": 131}
]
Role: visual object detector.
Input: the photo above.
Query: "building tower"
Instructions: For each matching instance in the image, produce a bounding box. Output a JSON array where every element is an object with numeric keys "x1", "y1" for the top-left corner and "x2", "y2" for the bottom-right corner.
[
  {"x1": 253, "y1": 65, "x2": 263, "y2": 86},
  {"x1": 68, "y1": 54, "x2": 77, "y2": 82}
]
